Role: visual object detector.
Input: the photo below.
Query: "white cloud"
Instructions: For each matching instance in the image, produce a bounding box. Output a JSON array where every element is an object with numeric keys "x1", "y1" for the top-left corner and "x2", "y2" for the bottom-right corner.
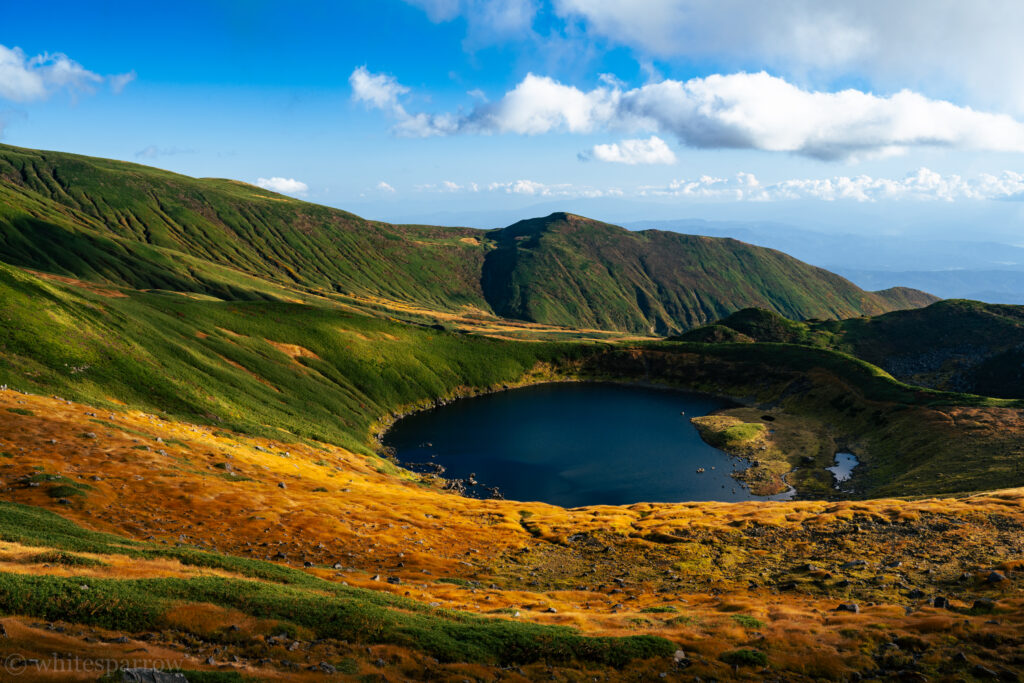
[
  {"x1": 349, "y1": 66, "x2": 408, "y2": 111},
  {"x1": 376, "y1": 181, "x2": 396, "y2": 193},
  {"x1": 349, "y1": 66, "x2": 456, "y2": 137},
  {"x1": 584, "y1": 135, "x2": 676, "y2": 164},
  {"x1": 362, "y1": 68, "x2": 1024, "y2": 160},
  {"x1": 619, "y1": 72, "x2": 1024, "y2": 160},
  {"x1": 0, "y1": 44, "x2": 131, "y2": 102},
  {"x1": 470, "y1": 73, "x2": 619, "y2": 134},
  {"x1": 553, "y1": 1, "x2": 1024, "y2": 112},
  {"x1": 255, "y1": 177, "x2": 309, "y2": 196}
]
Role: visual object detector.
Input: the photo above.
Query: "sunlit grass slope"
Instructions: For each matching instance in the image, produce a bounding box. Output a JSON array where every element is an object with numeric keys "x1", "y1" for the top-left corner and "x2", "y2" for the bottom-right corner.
[{"x1": 0, "y1": 262, "x2": 565, "y2": 454}]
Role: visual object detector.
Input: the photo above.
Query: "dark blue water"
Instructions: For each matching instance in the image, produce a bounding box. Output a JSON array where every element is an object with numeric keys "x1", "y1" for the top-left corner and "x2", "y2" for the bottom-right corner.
[{"x1": 383, "y1": 382, "x2": 788, "y2": 507}]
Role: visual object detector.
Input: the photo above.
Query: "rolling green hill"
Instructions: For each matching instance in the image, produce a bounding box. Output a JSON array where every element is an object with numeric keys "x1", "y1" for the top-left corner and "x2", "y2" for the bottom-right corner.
[{"x1": 0, "y1": 144, "x2": 934, "y2": 334}]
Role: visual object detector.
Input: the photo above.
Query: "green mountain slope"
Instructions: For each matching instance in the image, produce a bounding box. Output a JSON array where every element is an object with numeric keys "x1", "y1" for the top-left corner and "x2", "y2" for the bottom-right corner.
[
  {"x1": 0, "y1": 144, "x2": 487, "y2": 309},
  {"x1": 828, "y1": 299, "x2": 1024, "y2": 398},
  {"x1": 481, "y1": 213, "x2": 936, "y2": 334},
  {"x1": 0, "y1": 144, "x2": 935, "y2": 334},
  {"x1": 680, "y1": 299, "x2": 1024, "y2": 399}
]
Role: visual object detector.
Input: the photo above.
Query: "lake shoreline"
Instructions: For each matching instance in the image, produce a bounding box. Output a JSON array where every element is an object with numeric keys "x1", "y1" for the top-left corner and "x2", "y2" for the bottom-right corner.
[{"x1": 380, "y1": 380, "x2": 786, "y2": 507}]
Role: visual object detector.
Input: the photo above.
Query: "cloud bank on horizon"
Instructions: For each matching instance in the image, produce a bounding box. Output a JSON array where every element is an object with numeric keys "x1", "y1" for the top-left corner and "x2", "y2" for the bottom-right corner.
[{"x1": 401, "y1": 168, "x2": 1024, "y2": 204}]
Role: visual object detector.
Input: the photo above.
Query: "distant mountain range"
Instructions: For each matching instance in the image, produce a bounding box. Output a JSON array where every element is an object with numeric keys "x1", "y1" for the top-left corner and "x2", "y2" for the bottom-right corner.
[
  {"x1": 627, "y1": 218, "x2": 1024, "y2": 304},
  {"x1": 0, "y1": 144, "x2": 935, "y2": 335}
]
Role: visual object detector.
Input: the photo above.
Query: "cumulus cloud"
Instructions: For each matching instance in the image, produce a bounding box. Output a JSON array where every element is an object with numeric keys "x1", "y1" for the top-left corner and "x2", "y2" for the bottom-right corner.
[
  {"x1": 376, "y1": 181, "x2": 396, "y2": 193},
  {"x1": 553, "y1": 1, "x2": 1024, "y2": 112},
  {"x1": 0, "y1": 44, "x2": 131, "y2": 102},
  {"x1": 356, "y1": 68, "x2": 1024, "y2": 160},
  {"x1": 255, "y1": 177, "x2": 309, "y2": 195},
  {"x1": 583, "y1": 135, "x2": 676, "y2": 164},
  {"x1": 401, "y1": 1, "x2": 1024, "y2": 113}
]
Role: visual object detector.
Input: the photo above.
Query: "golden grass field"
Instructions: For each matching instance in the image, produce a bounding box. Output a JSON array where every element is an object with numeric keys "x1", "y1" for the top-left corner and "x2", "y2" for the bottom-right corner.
[{"x1": 1, "y1": 387, "x2": 1022, "y2": 681}]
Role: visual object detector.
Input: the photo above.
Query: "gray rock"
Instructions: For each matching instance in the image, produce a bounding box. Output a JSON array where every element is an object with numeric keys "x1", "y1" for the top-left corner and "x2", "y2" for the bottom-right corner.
[
  {"x1": 932, "y1": 596, "x2": 950, "y2": 609},
  {"x1": 835, "y1": 603, "x2": 860, "y2": 613},
  {"x1": 988, "y1": 571, "x2": 1008, "y2": 584}
]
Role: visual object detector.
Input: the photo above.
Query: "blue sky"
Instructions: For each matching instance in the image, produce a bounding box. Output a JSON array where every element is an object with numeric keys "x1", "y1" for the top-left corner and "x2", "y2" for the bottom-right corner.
[{"x1": 4, "y1": 0, "x2": 1024, "y2": 234}]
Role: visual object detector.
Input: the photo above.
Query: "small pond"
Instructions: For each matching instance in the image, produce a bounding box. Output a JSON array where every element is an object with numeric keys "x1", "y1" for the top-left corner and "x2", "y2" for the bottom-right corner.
[
  {"x1": 383, "y1": 382, "x2": 795, "y2": 507},
  {"x1": 827, "y1": 452, "x2": 860, "y2": 488}
]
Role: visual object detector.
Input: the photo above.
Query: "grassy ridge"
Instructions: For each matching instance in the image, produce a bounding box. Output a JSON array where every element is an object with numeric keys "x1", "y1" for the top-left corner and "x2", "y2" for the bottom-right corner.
[
  {"x1": 0, "y1": 143, "x2": 488, "y2": 310},
  {"x1": 0, "y1": 145, "x2": 934, "y2": 335},
  {"x1": 482, "y1": 213, "x2": 936, "y2": 334}
]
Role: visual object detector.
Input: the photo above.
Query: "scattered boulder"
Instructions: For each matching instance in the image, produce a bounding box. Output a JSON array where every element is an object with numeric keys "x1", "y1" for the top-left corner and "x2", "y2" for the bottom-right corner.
[
  {"x1": 932, "y1": 596, "x2": 950, "y2": 609},
  {"x1": 835, "y1": 603, "x2": 860, "y2": 613},
  {"x1": 972, "y1": 598, "x2": 996, "y2": 612},
  {"x1": 987, "y1": 571, "x2": 1008, "y2": 584},
  {"x1": 840, "y1": 560, "x2": 868, "y2": 570}
]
